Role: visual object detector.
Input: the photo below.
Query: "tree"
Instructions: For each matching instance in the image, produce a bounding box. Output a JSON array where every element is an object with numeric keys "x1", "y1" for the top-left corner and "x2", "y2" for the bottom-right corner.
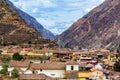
[
  {"x1": 0, "y1": 68, "x2": 8, "y2": 75},
  {"x1": 32, "y1": 70, "x2": 35, "y2": 74},
  {"x1": 39, "y1": 57, "x2": 43, "y2": 63},
  {"x1": 11, "y1": 41, "x2": 18, "y2": 45},
  {"x1": 39, "y1": 46, "x2": 44, "y2": 50},
  {"x1": 0, "y1": 41, "x2": 1, "y2": 45},
  {"x1": 11, "y1": 69, "x2": 19, "y2": 78},
  {"x1": 1, "y1": 41, "x2": 7, "y2": 46},
  {"x1": 12, "y1": 52, "x2": 24, "y2": 61},
  {"x1": 64, "y1": 43, "x2": 73, "y2": 49},
  {"x1": 0, "y1": 65, "x2": 8, "y2": 75},
  {"x1": 28, "y1": 41, "x2": 32, "y2": 44},
  {"x1": 2, "y1": 57, "x2": 10, "y2": 63},
  {"x1": 64, "y1": 43, "x2": 70, "y2": 48},
  {"x1": 59, "y1": 58, "x2": 66, "y2": 62},
  {"x1": 114, "y1": 61, "x2": 120, "y2": 72},
  {"x1": 2, "y1": 65, "x2": 8, "y2": 69}
]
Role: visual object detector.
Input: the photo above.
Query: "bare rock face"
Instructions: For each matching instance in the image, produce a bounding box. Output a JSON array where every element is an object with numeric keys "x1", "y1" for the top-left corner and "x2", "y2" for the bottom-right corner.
[
  {"x1": 0, "y1": 0, "x2": 42, "y2": 44},
  {"x1": 0, "y1": 0, "x2": 55, "y2": 45},
  {"x1": 6, "y1": 0, "x2": 54, "y2": 39},
  {"x1": 56, "y1": 0, "x2": 120, "y2": 51}
]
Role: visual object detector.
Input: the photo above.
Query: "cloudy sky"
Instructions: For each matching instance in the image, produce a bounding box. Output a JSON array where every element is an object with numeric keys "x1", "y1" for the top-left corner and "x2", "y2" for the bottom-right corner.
[{"x1": 9, "y1": 0, "x2": 105, "y2": 35}]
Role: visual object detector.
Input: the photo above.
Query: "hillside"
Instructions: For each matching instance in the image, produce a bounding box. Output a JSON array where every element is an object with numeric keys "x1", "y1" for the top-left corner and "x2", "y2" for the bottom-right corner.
[
  {"x1": 7, "y1": 0, "x2": 54, "y2": 39},
  {"x1": 0, "y1": 0, "x2": 54, "y2": 45},
  {"x1": 56, "y1": 0, "x2": 120, "y2": 51}
]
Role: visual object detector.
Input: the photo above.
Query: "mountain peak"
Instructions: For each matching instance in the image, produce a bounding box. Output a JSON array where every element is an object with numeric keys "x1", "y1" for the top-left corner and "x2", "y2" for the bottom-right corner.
[
  {"x1": 56, "y1": 0, "x2": 120, "y2": 51},
  {"x1": 0, "y1": 0, "x2": 54, "y2": 45},
  {"x1": 6, "y1": 0, "x2": 54, "y2": 39}
]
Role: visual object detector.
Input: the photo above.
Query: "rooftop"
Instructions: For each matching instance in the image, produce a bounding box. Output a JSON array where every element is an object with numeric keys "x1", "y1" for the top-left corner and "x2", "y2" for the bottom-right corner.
[
  {"x1": 9, "y1": 60, "x2": 30, "y2": 68},
  {"x1": 30, "y1": 62, "x2": 66, "y2": 70},
  {"x1": 19, "y1": 74, "x2": 53, "y2": 80}
]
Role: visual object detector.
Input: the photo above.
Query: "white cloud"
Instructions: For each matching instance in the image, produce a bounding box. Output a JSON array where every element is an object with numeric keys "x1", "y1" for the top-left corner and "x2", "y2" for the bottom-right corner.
[
  {"x1": 36, "y1": 18, "x2": 56, "y2": 28},
  {"x1": 40, "y1": 0, "x2": 57, "y2": 8},
  {"x1": 10, "y1": 0, "x2": 105, "y2": 35},
  {"x1": 15, "y1": 0, "x2": 57, "y2": 7},
  {"x1": 68, "y1": 2, "x2": 82, "y2": 7},
  {"x1": 12, "y1": 0, "x2": 57, "y2": 10},
  {"x1": 100, "y1": 0, "x2": 105, "y2": 2},
  {"x1": 32, "y1": 8, "x2": 38, "y2": 13}
]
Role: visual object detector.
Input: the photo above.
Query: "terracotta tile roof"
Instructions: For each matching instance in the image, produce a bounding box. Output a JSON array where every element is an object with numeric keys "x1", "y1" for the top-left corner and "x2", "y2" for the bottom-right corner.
[
  {"x1": 15, "y1": 67, "x2": 25, "y2": 72},
  {"x1": 96, "y1": 49, "x2": 110, "y2": 53},
  {"x1": 111, "y1": 71, "x2": 120, "y2": 79},
  {"x1": 9, "y1": 60, "x2": 30, "y2": 67},
  {"x1": 66, "y1": 61, "x2": 79, "y2": 65},
  {"x1": 7, "y1": 48, "x2": 22, "y2": 53},
  {"x1": 79, "y1": 62, "x2": 87, "y2": 67},
  {"x1": 66, "y1": 71, "x2": 78, "y2": 79},
  {"x1": 0, "y1": 77, "x2": 3, "y2": 80},
  {"x1": 57, "y1": 48, "x2": 71, "y2": 52},
  {"x1": 90, "y1": 68, "x2": 102, "y2": 71},
  {"x1": 19, "y1": 74, "x2": 53, "y2": 80},
  {"x1": 86, "y1": 63, "x2": 94, "y2": 68},
  {"x1": 30, "y1": 62, "x2": 66, "y2": 70},
  {"x1": 22, "y1": 48, "x2": 32, "y2": 51},
  {"x1": 57, "y1": 52, "x2": 72, "y2": 54},
  {"x1": 0, "y1": 61, "x2": 4, "y2": 66}
]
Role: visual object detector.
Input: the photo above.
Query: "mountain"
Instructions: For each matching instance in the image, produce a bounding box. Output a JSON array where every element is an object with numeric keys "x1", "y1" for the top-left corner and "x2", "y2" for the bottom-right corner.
[
  {"x1": 7, "y1": 0, "x2": 54, "y2": 39},
  {"x1": 16, "y1": 10, "x2": 55, "y2": 39},
  {"x1": 56, "y1": 0, "x2": 120, "y2": 51},
  {"x1": 0, "y1": 0, "x2": 54, "y2": 45}
]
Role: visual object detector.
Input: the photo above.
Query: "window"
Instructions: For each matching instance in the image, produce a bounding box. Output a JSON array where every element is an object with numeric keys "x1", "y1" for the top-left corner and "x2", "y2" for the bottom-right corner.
[
  {"x1": 40, "y1": 69, "x2": 42, "y2": 71},
  {"x1": 51, "y1": 74, "x2": 55, "y2": 76},
  {"x1": 71, "y1": 66, "x2": 74, "y2": 70},
  {"x1": 79, "y1": 67, "x2": 83, "y2": 71}
]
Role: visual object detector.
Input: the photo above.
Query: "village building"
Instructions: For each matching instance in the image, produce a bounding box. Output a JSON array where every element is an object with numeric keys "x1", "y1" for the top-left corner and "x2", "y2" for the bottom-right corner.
[
  {"x1": 9, "y1": 60, "x2": 32, "y2": 76},
  {"x1": 19, "y1": 74, "x2": 53, "y2": 80},
  {"x1": 0, "y1": 45, "x2": 118, "y2": 80},
  {"x1": 30, "y1": 62, "x2": 66, "y2": 78},
  {"x1": 3, "y1": 60, "x2": 105, "y2": 80}
]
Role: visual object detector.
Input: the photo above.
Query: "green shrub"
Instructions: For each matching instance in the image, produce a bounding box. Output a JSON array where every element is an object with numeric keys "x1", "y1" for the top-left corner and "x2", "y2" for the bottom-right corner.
[
  {"x1": 114, "y1": 61, "x2": 120, "y2": 72},
  {"x1": 2, "y1": 57, "x2": 10, "y2": 63},
  {"x1": 0, "y1": 65, "x2": 8, "y2": 75},
  {"x1": 11, "y1": 69, "x2": 19, "y2": 78},
  {"x1": 12, "y1": 52, "x2": 24, "y2": 61}
]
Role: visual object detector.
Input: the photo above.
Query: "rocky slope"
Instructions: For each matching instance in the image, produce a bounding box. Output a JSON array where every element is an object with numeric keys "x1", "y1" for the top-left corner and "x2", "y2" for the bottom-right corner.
[
  {"x1": 0, "y1": 0, "x2": 54, "y2": 45},
  {"x1": 7, "y1": 0, "x2": 54, "y2": 39},
  {"x1": 56, "y1": 0, "x2": 120, "y2": 51}
]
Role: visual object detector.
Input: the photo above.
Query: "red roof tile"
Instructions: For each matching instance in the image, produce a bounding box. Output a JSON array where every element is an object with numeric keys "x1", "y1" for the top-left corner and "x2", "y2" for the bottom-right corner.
[
  {"x1": 30, "y1": 62, "x2": 66, "y2": 70},
  {"x1": 9, "y1": 60, "x2": 30, "y2": 68},
  {"x1": 7, "y1": 48, "x2": 22, "y2": 53},
  {"x1": 66, "y1": 61, "x2": 79, "y2": 65},
  {"x1": 0, "y1": 61, "x2": 4, "y2": 66},
  {"x1": 19, "y1": 74, "x2": 53, "y2": 80}
]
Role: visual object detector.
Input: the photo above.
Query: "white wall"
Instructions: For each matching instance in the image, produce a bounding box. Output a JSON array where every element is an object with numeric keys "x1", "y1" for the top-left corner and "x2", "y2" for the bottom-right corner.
[
  {"x1": 37, "y1": 70, "x2": 65, "y2": 78},
  {"x1": 24, "y1": 70, "x2": 32, "y2": 74},
  {"x1": 21, "y1": 68, "x2": 27, "y2": 71},
  {"x1": 0, "y1": 66, "x2": 2, "y2": 70},
  {"x1": 66, "y1": 65, "x2": 79, "y2": 71},
  {"x1": 66, "y1": 65, "x2": 71, "y2": 71},
  {"x1": 74, "y1": 65, "x2": 79, "y2": 70},
  {"x1": 8, "y1": 67, "x2": 14, "y2": 71}
]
